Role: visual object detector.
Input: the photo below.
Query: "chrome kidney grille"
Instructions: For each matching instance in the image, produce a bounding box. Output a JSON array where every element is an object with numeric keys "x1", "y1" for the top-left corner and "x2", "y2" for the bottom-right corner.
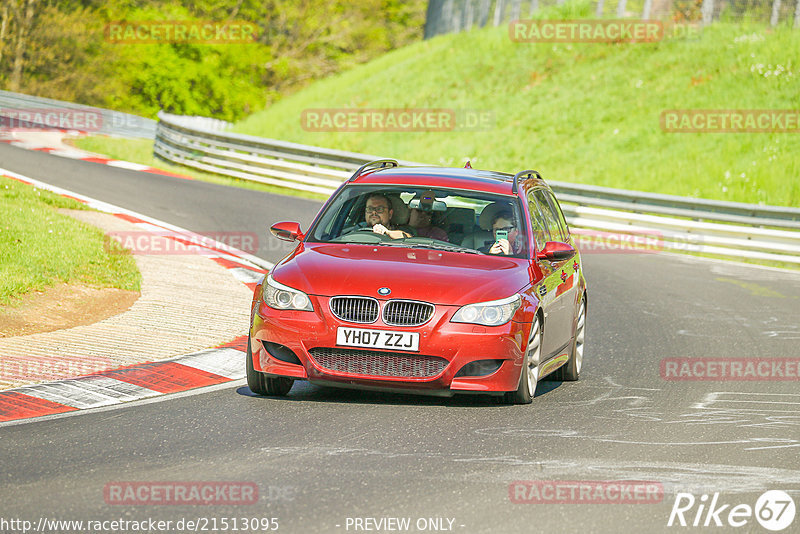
[
  {"x1": 330, "y1": 296, "x2": 379, "y2": 323},
  {"x1": 330, "y1": 297, "x2": 434, "y2": 326},
  {"x1": 383, "y1": 300, "x2": 434, "y2": 327}
]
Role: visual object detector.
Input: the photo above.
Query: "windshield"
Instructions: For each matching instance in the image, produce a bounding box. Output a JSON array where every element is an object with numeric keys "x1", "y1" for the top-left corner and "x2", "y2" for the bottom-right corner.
[{"x1": 306, "y1": 185, "x2": 528, "y2": 259}]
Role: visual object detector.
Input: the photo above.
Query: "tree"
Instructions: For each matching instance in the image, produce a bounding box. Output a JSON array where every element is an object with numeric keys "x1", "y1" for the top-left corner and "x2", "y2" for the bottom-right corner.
[{"x1": 1, "y1": 0, "x2": 38, "y2": 91}]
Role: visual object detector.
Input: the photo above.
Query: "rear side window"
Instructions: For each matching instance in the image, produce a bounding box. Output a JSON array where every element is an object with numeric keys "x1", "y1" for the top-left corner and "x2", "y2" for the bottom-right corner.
[
  {"x1": 543, "y1": 190, "x2": 571, "y2": 242},
  {"x1": 533, "y1": 190, "x2": 567, "y2": 243},
  {"x1": 526, "y1": 193, "x2": 550, "y2": 251}
]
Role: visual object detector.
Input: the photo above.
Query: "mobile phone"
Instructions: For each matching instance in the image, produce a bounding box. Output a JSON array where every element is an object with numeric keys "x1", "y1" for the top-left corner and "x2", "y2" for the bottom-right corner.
[{"x1": 495, "y1": 230, "x2": 508, "y2": 242}]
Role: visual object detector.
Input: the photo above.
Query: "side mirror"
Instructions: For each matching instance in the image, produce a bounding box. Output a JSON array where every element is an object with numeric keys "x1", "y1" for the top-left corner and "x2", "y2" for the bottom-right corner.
[
  {"x1": 270, "y1": 221, "x2": 304, "y2": 242},
  {"x1": 537, "y1": 241, "x2": 576, "y2": 261}
]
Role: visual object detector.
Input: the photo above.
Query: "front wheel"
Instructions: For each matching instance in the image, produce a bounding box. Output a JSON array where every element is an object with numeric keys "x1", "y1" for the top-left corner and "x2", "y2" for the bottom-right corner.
[
  {"x1": 246, "y1": 335, "x2": 294, "y2": 396},
  {"x1": 553, "y1": 297, "x2": 585, "y2": 381},
  {"x1": 504, "y1": 315, "x2": 542, "y2": 404}
]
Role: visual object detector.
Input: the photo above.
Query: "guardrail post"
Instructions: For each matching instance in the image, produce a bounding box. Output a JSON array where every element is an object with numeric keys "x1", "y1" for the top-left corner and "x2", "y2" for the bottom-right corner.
[
  {"x1": 795, "y1": 0, "x2": 800, "y2": 27},
  {"x1": 424, "y1": 0, "x2": 443, "y2": 38},
  {"x1": 771, "y1": 0, "x2": 782, "y2": 26},
  {"x1": 478, "y1": 0, "x2": 492, "y2": 26},
  {"x1": 442, "y1": 0, "x2": 455, "y2": 33},
  {"x1": 701, "y1": 0, "x2": 714, "y2": 26},
  {"x1": 464, "y1": 0, "x2": 475, "y2": 30},
  {"x1": 493, "y1": 0, "x2": 507, "y2": 26},
  {"x1": 642, "y1": 0, "x2": 653, "y2": 19}
]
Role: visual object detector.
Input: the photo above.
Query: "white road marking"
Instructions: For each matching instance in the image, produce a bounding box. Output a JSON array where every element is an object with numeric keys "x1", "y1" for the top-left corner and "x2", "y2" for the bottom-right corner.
[
  {"x1": 106, "y1": 160, "x2": 151, "y2": 171},
  {"x1": 229, "y1": 267, "x2": 264, "y2": 284},
  {"x1": 176, "y1": 348, "x2": 247, "y2": 379},
  {"x1": 14, "y1": 382, "x2": 123, "y2": 409},
  {"x1": 0, "y1": 379, "x2": 246, "y2": 428},
  {"x1": 60, "y1": 376, "x2": 161, "y2": 401}
]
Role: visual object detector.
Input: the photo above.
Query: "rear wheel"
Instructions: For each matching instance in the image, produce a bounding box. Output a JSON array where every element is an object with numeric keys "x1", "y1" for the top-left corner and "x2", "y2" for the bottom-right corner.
[
  {"x1": 553, "y1": 297, "x2": 585, "y2": 381},
  {"x1": 504, "y1": 315, "x2": 541, "y2": 404},
  {"x1": 246, "y1": 335, "x2": 294, "y2": 396}
]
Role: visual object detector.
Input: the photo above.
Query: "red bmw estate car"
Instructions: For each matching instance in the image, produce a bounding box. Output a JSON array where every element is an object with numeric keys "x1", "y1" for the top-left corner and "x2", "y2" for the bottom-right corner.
[{"x1": 247, "y1": 161, "x2": 587, "y2": 403}]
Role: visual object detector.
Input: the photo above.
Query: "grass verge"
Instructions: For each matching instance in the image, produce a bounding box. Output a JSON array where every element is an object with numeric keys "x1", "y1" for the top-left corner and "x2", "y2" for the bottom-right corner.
[{"x1": 0, "y1": 176, "x2": 141, "y2": 306}]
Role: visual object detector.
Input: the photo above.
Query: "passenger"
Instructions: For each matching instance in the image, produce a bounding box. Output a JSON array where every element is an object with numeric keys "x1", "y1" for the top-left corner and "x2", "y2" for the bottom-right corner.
[
  {"x1": 408, "y1": 207, "x2": 449, "y2": 242},
  {"x1": 362, "y1": 193, "x2": 413, "y2": 239},
  {"x1": 481, "y1": 211, "x2": 521, "y2": 256}
]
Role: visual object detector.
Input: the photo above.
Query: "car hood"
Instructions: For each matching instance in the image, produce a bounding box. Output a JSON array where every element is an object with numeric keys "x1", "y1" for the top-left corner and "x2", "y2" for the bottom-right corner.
[{"x1": 271, "y1": 243, "x2": 531, "y2": 305}]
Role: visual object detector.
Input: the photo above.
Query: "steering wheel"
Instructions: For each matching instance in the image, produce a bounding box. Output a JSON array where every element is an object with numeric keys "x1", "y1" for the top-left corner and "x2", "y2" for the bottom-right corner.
[
  {"x1": 355, "y1": 227, "x2": 394, "y2": 240},
  {"x1": 331, "y1": 227, "x2": 393, "y2": 243}
]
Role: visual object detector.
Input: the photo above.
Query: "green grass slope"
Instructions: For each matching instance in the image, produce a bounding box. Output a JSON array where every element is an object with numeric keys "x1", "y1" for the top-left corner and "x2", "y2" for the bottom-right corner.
[
  {"x1": 234, "y1": 2, "x2": 800, "y2": 207},
  {"x1": 0, "y1": 177, "x2": 141, "y2": 305}
]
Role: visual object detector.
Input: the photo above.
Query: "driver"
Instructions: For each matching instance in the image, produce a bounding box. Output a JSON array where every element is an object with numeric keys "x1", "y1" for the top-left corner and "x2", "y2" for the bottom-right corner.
[{"x1": 362, "y1": 193, "x2": 413, "y2": 239}]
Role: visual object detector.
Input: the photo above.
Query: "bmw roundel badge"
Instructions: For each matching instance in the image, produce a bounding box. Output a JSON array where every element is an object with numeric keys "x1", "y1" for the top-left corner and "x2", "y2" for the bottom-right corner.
[{"x1": 378, "y1": 287, "x2": 391, "y2": 296}]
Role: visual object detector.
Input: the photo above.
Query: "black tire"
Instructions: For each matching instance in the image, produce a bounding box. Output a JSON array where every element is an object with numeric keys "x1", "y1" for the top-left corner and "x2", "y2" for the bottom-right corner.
[
  {"x1": 553, "y1": 296, "x2": 585, "y2": 382},
  {"x1": 246, "y1": 336, "x2": 294, "y2": 396},
  {"x1": 503, "y1": 315, "x2": 542, "y2": 404}
]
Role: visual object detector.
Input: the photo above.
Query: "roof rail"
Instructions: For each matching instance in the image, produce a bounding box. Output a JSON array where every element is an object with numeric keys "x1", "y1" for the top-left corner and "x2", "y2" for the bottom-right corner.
[
  {"x1": 511, "y1": 169, "x2": 542, "y2": 194},
  {"x1": 348, "y1": 159, "x2": 399, "y2": 182}
]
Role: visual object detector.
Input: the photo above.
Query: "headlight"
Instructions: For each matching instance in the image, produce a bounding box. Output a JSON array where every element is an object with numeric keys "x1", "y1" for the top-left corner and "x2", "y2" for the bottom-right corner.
[
  {"x1": 262, "y1": 274, "x2": 313, "y2": 311},
  {"x1": 451, "y1": 294, "x2": 521, "y2": 326}
]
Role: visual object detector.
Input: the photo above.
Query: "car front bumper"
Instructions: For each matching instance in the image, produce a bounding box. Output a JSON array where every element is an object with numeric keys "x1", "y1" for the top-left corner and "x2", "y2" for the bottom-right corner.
[{"x1": 250, "y1": 295, "x2": 531, "y2": 396}]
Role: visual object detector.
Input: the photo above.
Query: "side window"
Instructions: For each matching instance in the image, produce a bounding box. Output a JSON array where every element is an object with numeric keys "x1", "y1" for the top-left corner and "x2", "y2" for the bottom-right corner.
[
  {"x1": 544, "y1": 191, "x2": 570, "y2": 242},
  {"x1": 527, "y1": 193, "x2": 550, "y2": 251},
  {"x1": 533, "y1": 190, "x2": 566, "y2": 243}
]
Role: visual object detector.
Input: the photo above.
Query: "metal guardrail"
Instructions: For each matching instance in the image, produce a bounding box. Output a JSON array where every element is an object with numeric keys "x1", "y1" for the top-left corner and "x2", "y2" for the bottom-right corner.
[
  {"x1": 155, "y1": 112, "x2": 425, "y2": 195},
  {"x1": 155, "y1": 112, "x2": 800, "y2": 265},
  {"x1": 0, "y1": 90, "x2": 156, "y2": 139}
]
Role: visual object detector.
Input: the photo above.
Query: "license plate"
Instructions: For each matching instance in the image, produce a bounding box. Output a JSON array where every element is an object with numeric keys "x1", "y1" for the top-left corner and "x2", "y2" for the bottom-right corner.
[{"x1": 336, "y1": 327, "x2": 419, "y2": 352}]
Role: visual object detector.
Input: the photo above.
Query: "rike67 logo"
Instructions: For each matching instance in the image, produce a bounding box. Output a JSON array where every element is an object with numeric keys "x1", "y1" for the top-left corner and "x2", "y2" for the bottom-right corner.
[{"x1": 668, "y1": 490, "x2": 795, "y2": 531}]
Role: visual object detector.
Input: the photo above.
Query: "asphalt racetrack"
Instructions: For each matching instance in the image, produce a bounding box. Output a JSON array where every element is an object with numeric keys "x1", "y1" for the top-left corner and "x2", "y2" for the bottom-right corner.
[{"x1": 1, "y1": 142, "x2": 799, "y2": 533}]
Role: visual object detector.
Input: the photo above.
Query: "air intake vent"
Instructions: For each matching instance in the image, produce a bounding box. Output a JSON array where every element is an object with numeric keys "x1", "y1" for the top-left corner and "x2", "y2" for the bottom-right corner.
[{"x1": 309, "y1": 348, "x2": 447, "y2": 378}]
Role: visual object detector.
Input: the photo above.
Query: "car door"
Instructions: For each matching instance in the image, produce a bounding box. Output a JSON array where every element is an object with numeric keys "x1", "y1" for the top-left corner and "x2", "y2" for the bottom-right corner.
[
  {"x1": 531, "y1": 189, "x2": 574, "y2": 360},
  {"x1": 527, "y1": 190, "x2": 562, "y2": 363},
  {"x1": 544, "y1": 188, "x2": 580, "y2": 329}
]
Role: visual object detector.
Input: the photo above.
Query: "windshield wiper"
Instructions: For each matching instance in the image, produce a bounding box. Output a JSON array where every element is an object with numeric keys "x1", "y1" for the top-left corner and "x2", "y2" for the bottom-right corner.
[
  {"x1": 404, "y1": 243, "x2": 481, "y2": 254},
  {"x1": 332, "y1": 239, "x2": 406, "y2": 247}
]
